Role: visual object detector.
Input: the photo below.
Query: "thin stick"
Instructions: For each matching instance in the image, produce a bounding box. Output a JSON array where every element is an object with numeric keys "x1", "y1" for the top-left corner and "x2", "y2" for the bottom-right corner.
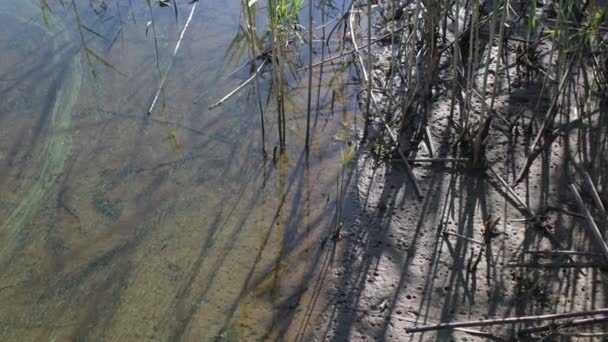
[
  {"x1": 488, "y1": 167, "x2": 564, "y2": 248},
  {"x1": 349, "y1": 10, "x2": 368, "y2": 83},
  {"x1": 425, "y1": 127, "x2": 436, "y2": 158},
  {"x1": 507, "y1": 262, "x2": 605, "y2": 268},
  {"x1": 559, "y1": 331, "x2": 608, "y2": 337},
  {"x1": 575, "y1": 162, "x2": 607, "y2": 216},
  {"x1": 408, "y1": 158, "x2": 469, "y2": 163},
  {"x1": 147, "y1": 2, "x2": 198, "y2": 115},
  {"x1": 244, "y1": 0, "x2": 266, "y2": 158},
  {"x1": 363, "y1": 0, "x2": 372, "y2": 142},
  {"x1": 525, "y1": 250, "x2": 604, "y2": 257},
  {"x1": 570, "y1": 183, "x2": 608, "y2": 261},
  {"x1": 488, "y1": 167, "x2": 537, "y2": 220},
  {"x1": 518, "y1": 316, "x2": 608, "y2": 335},
  {"x1": 207, "y1": 60, "x2": 267, "y2": 109},
  {"x1": 453, "y1": 328, "x2": 510, "y2": 342},
  {"x1": 405, "y1": 308, "x2": 608, "y2": 333},
  {"x1": 443, "y1": 231, "x2": 484, "y2": 245}
]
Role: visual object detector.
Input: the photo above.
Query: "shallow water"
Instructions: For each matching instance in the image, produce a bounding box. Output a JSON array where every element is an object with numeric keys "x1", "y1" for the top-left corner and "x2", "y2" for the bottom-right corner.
[{"x1": 0, "y1": 0, "x2": 359, "y2": 340}]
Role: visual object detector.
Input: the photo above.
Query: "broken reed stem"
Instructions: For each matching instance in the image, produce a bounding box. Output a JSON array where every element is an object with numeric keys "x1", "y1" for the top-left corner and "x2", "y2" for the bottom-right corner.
[
  {"x1": 314, "y1": 2, "x2": 327, "y2": 126},
  {"x1": 442, "y1": 231, "x2": 483, "y2": 245},
  {"x1": 267, "y1": 0, "x2": 286, "y2": 152},
  {"x1": 515, "y1": 57, "x2": 576, "y2": 183},
  {"x1": 507, "y1": 261, "x2": 605, "y2": 268},
  {"x1": 517, "y1": 316, "x2": 608, "y2": 335},
  {"x1": 408, "y1": 158, "x2": 469, "y2": 163},
  {"x1": 405, "y1": 308, "x2": 608, "y2": 333},
  {"x1": 148, "y1": 2, "x2": 197, "y2": 115},
  {"x1": 453, "y1": 328, "x2": 507, "y2": 340},
  {"x1": 525, "y1": 250, "x2": 604, "y2": 257},
  {"x1": 488, "y1": 166, "x2": 566, "y2": 248},
  {"x1": 348, "y1": 9, "x2": 368, "y2": 83},
  {"x1": 208, "y1": 59, "x2": 267, "y2": 109},
  {"x1": 244, "y1": 0, "x2": 267, "y2": 159},
  {"x1": 347, "y1": 5, "x2": 421, "y2": 198},
  {"x1": 559, "y1": 331, "x2": 608, "y2": 337},
  {"x1": 569, "y1": 183, "x2": 608, "y2": 261},
  {"x1": 424, "y1": 127, "x2": 436, "y2": 158},
  {"x1": 487, "y1": 167, "x2": 537, "y2": 220},
  {"x1": 305, "y1": 0, "x2": 313, "y2": 151},
  {"x1": 575, "y1": 162, "x2": 607, "y2": 216},
  {"x1": 361, "y1": 0, "x2": 372, "y2": 142}
]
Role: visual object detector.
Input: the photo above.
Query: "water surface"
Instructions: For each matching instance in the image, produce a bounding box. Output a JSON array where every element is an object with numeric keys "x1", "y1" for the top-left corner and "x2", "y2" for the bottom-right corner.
[{"x1": 0, "y1": 0, "x2": 359, "y2": 340}]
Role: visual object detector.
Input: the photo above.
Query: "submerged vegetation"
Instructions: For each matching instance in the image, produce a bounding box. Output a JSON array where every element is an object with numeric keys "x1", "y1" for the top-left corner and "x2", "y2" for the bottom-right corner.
[{"x1": 34, "y1": 0, "x2": 608, "y2": 164}]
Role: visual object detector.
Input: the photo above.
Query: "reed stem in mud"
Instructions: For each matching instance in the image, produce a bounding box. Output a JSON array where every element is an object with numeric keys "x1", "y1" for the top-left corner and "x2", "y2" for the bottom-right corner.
[
  {"x1": 244, "y1": 0, "x2": 268, "y2": 159},
  {"x1": 305, "y1": 0, "x2": 314, "y2": 151},
  {"x1": 268, "y1": 0, "x2": 287, "y2": 152},
  {"x1": 314, "y1": 1, "x2": 327, "y2": 127},
  {"x1": 360, "y1": 0, "x2": 372, "y2": 142}
]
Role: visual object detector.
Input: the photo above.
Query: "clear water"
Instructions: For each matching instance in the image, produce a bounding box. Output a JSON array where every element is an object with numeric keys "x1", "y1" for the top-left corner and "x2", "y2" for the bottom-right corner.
[{"x1": 0, "y1": 0, "x2": 359, "y2": 340}]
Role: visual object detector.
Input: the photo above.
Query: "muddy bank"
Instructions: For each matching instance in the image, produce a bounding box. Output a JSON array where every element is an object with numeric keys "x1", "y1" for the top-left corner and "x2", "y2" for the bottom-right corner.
[{"x1": 310, "y1": 1, "x2": 608, "y2": 341}]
